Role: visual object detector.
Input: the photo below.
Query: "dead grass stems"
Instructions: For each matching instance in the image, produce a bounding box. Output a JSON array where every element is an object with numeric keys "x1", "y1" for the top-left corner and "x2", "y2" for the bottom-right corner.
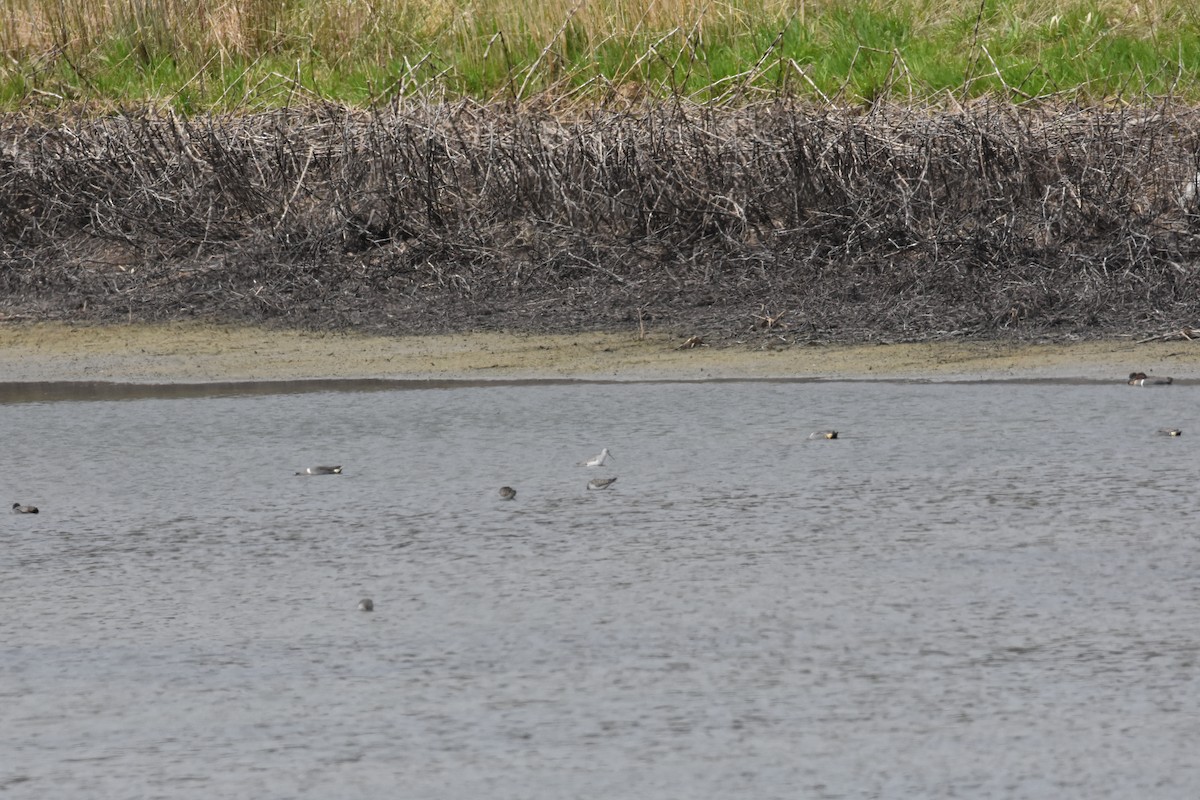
[{"x1": 3, "y1": 97, "x2": 1200, "y2": 342}]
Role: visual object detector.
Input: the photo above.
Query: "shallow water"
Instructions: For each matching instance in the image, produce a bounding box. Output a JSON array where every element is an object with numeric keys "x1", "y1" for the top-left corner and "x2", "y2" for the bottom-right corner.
[{"x1": 3, "y1": 379, "x2": 1199, "y2": 799}]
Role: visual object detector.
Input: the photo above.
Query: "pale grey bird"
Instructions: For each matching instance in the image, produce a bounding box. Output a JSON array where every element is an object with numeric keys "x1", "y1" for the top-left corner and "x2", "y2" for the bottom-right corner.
[
  {"x1": 579, "y1": 448, "x2": 614, "y2": 467},
  {"x1": 296, "y1": 466, "x2": 342, "y2": 475},
  {"x1": 499, "y1": 486, "x2": 517, "y2": 500},
  {"x1": 587, "y1": 477, "x2": 618, "y2": 490},
  {"x1": 358, "y1": 598, "x2": 374, "y2": 612},
  {"x1": 12, "y1": 502, "x2": 38, "y2": 514}
]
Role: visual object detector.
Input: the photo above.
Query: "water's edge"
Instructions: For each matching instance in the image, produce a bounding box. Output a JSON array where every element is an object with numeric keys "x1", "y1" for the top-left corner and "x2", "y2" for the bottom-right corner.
[{"x1": 0, "y1": 376, "x2": 1170, "y2": 404}]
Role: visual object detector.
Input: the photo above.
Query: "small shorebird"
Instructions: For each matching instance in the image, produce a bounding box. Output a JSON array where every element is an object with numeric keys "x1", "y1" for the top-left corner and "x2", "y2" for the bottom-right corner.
[
  {"x1": 499, "y1": 486, "x2": 517, "y2": 500},
  {"x1": 11, "y1": 502, "x2": 38, "y2": 514},
  {"x1": 809, "y1": 431, "x2": 839, "y2": 440},
  {"x1": 1128, "y1": 372, "x2": 1173, "y2": 386},
  {"x1": 587, "y1": 477, "x2": 618, "y2": 490},
  {"x1": 579, "y1": 448, "x2": 614, "y2": 467},
  {"x1": 1157, "y1": 428, "x2": 1183, "y2": 437},
  {"x1": 358, "y1": 598, "x2": 374, "y2": 612},
  {"x1": 296, "y1": 465, "x2": 343, "y2": 475}
]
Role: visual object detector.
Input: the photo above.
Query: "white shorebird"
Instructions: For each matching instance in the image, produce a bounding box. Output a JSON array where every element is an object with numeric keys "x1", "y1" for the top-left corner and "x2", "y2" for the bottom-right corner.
[
  {"x1": 587, "y1": 477, "x2": 618, "y2": 490},
  {"x1": 296, "y1": 465, "x2": 343, "y2": 475},
  {"x1": 12, "y1": 502, "x2": 39, "y2": 514},
  {"x1": 579, "y1": 448, "x2": 614, "y2": 467}
]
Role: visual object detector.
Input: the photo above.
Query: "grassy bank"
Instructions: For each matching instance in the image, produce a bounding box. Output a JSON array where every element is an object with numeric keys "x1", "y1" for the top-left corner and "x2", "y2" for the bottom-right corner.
[{"x1": 2, "y1": 0, "x2": 1199, "y2": 110}]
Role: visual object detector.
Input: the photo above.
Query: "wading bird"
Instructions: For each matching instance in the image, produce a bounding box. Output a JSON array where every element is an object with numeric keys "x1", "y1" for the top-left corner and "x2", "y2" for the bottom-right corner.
[{"x1": 579, "y1": 448, "x2": 614, "y2": 467}]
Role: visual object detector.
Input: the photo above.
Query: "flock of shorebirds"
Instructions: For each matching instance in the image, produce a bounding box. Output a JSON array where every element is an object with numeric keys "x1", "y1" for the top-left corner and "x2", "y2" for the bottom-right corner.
[
  {"x1": 294, "y1": 447, "x2": 618, "y2": 613},
  {"x1": 12, "y1": 371, "x2": 1182, "y2": 517},
  {"x1": 287, "y1": 446, "x2": 621, "y2": 510},
  {"x1": 496, "y1": 446, "x2": 619, "y2": 502},
  {"x1": 11, "y1": 450, "x2": 620, "y2": 613},
  {"x1": 9, "y1": 371, "x2": 1184, "y2": 612}
]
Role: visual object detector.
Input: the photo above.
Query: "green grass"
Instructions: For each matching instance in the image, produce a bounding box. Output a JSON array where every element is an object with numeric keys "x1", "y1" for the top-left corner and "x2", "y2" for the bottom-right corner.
[{"x1": 2, "y1": 0, "x2": 1199, "y2": 111}]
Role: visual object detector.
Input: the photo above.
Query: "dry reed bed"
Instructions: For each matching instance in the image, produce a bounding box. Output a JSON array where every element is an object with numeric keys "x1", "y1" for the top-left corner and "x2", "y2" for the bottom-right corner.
[{"x1": 2, "y1": 101, "x2": 1200, "y2": 341}]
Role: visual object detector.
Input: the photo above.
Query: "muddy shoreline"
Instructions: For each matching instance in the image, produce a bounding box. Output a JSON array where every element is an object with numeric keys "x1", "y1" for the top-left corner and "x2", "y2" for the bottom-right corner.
[{"x1": 2, "y1": 322, "x2": 1197, "y2": 385}]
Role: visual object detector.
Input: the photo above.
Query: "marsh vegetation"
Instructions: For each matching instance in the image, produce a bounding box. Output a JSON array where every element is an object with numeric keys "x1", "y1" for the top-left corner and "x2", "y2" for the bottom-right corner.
[
  {"x1": 4, "y1": 100, "x2": 1200, "y2": 341},
  {"x1": 2, "y1": 1, "x2": 1200, "y2": 342}
]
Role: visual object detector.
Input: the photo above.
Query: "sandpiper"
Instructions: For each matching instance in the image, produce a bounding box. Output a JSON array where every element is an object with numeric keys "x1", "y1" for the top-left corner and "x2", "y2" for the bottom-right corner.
[
  {"x1": 809, "y1": 431, "x2": 839, "y2": 440},
  {"x1": 358, "y1": 598, "x2": 374, "y2": 612},
  {"x1": 587, "y1": 477, "x2": 618, "y2": 490},
  {"x1": 296, "y1": 465, "x2": 343, "y2": 475},
  {"x1": 499, "y1": 486, "x2": 517, "y2": 500},
  {"x1": 579, "y1": 448, "x2": 614, "y2": 467},
  {"x1": 11, "y1": 502, "x2": 38, "y2": 514},
  {"x1": 1157, "y1": 428, "x2": 1183, "y2": 437}
]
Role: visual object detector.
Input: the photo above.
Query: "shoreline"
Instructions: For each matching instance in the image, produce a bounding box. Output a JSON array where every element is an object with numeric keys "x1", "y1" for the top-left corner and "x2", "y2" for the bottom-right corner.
[{"x1": 2, "y1": 323, "x2": 1199, "y2": 385}]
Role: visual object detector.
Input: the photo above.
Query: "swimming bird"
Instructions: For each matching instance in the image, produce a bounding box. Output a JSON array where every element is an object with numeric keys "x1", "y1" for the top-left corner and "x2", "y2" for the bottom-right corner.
[
  {"x1": 296, "y1": 465, "x2": 343, "y2": 475},
  {"x1": 587, "y1": 477, "x2": 618, "y2": 490},
  {"x1": 358, "y1": 598, "x2": 374, "y2": 612},
  {"x1": 1128, "y1": 372, "x2": 1173, "y2": 386},
  {"x1": 809, "y1": 430, "x2": 839, "y2": 440},
  {"x1": 1157, "y1": 428, "x2": 1183, "y2": 437},
  {"x1": 499, "y1": 486, "x2": 517, "y2": 500},
  {"x1": 11, "y1": 502, "x2": 38, "y2": 514},
  {"x1": 579, "y1": 448, "x2": 614, "y2": 467}
]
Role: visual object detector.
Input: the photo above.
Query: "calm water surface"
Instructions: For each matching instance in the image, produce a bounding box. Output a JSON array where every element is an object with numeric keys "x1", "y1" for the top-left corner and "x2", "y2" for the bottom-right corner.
[{"x1": 3, "y1": 379, "x2": 1199, "y2": 799}]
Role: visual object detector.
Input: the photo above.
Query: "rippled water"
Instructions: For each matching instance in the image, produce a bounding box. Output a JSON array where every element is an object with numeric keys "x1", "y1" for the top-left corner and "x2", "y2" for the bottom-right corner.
[{"x1": 3, "y1": 378, "x2": 1199, "y2": 799}]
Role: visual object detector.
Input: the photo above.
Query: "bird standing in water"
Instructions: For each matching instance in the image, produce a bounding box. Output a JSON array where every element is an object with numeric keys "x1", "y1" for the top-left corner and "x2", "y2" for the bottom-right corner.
[{"x1": 579, "y1": 448, "x2": 614, "y2": 467}]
